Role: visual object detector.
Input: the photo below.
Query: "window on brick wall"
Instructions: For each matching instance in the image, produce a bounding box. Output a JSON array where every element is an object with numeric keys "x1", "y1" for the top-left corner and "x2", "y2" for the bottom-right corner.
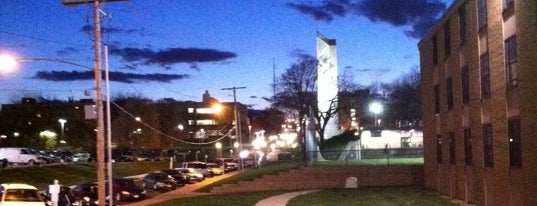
[
  {"x1": 483, "y1": 124, "x2": 494, "y2": 167},
  {"x1": 444, "y1": 20, "x2": 451, "y2": 57},
  {"x1": 508, "y1": 117, "x2": 522, "y2": 168},
  {"x1": 478, "y1": 0, "x2": 487, "y2": 29},
  {"x1": 464, "y1": 128, "x2": 472, "y2": 165},
  {"x1": 459, "y1": 5, "x2": 467, "y2": 46},
  {"x1": 449, "y1": 132, "x2": 456, "y2": 164},
  {"x1": 480, "y1": 53, "x2": 490, "y2": 98},
  {"x1": 433, "y1": 34, "x2": 438, "y2": 66},
  {"x1": 505, "y1": 35, "x2": 518, "y2": 88},
  {"x1": 434, "y1": 84, "x2": 440, "y2": 114},
  {"x1": 461, "y1": 66, "x2": 470, "y2": 104},
  {"x1": 446, "y1": 77, "x2": 453, "y2": 110},
  {"x1": 437, "y1": 135, "x2": 443, "y2": 163}
]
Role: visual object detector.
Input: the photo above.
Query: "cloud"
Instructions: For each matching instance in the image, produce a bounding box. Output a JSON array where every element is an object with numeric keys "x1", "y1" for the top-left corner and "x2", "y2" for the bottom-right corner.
[
  {"x1": 32, "y1": 70, "x2": 190, "y2": 83},
  {"x1": 56, "y1": 47, "x2": 80, "y2": 56},
  {"x1": 287, "y1": 0, "x2": 447, "y2": 39},
  {"x1": 109, "y1": 46, "x2": 237, "y2": 68}
]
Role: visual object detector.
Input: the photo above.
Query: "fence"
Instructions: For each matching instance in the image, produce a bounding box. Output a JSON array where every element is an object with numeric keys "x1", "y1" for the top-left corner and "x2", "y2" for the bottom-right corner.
[{"x1": 305, "y1": 148, "x2": 424, "y2": 166}]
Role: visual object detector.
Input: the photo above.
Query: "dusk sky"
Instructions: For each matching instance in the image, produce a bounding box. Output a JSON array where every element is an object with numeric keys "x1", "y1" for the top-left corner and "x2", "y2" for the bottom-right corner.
[{"x1": 0, "y1": 0, "x2": 454, "y2": 109}]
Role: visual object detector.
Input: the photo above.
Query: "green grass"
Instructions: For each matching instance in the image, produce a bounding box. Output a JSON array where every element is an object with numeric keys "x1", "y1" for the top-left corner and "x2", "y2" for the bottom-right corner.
[
  {"x1": 195, "y1": 161, "x2": 303, "y2": 192},
  {"x1": 153, "y1": 187, "x2": 457, "y2": 206},
  {"x1": 287, "y1": 187, "x2": 458, "y2": 206},
  {"x1": 0, "y1": 161, "x2": 169, "y2": 188}
]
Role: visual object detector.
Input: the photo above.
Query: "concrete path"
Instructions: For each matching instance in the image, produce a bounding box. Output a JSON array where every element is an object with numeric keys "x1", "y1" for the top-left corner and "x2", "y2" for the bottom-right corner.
[{"x1": 254, "y1": 190, "x2": 320, "y2": 206}]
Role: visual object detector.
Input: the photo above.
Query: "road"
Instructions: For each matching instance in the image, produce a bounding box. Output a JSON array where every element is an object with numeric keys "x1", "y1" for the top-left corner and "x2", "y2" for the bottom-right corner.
[{"x1": 122, "y1": 171, "x2": 238, "y2": 206}]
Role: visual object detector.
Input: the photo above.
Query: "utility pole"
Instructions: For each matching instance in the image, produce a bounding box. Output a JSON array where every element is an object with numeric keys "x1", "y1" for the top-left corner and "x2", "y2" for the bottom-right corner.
[
  {"x1": 62, "y1": 1, "x2": 126, "y2": 205},
  {"x1": 221, "y1": 86, "x2": 246, "y2": 171}
]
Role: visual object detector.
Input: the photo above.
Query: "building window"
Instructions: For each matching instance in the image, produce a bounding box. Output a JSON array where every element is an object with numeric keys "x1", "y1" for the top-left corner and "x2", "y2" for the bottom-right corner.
[
  {"x1": 434, "y1": 85, "x2": 440, "y2": 114},
  {"x1": 478, "y1": 0, "x2": 488, "y2": 29},
  {"x1": 505, "y1": 35, "x2": 518, "y2": 88},
  {"x1": 480, "y1": 53, "x2": 490, "y2": 98},
  {"x1": 449, "y1": 132, "x2": 455, "y2": 164},
  {"x1": 464, "y1": 128, "x2": 472, "y2": 165},
  {"x1": 508, "y1": 117, "x2": 522, "y2": 168},
  {"x1": 461, "y1": 66, "x2": 470, "y2": 104},
  {"x1": 433, "y1": 34, "x2": 438, "y2": 66},
  {"x1": 483, "y1": 124, "x2": 494, "y2": 167},
  {"x1": 444, "y1": 20, "x2": 451, "y2": 57},
  {"x1": 459, "y1": 5, "x2": 467, "y2": 45},
  {"x1": 446, "y1": 77, "x2": 453, "y2": 110},
  {"x1": 437, "y1": 135, "x2": 443, "y2": 163}
]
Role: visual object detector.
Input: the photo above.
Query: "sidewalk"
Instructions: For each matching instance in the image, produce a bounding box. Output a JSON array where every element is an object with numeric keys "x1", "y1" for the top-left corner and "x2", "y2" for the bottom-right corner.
[{"x1": 254, "y1": 190, "x2": 319, "y2": 206}]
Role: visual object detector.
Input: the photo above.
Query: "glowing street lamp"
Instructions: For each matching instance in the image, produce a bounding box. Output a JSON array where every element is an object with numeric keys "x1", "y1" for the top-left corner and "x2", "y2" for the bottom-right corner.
[{"x1": 369, "y1": 102, "x2": 383, "y2": 127}]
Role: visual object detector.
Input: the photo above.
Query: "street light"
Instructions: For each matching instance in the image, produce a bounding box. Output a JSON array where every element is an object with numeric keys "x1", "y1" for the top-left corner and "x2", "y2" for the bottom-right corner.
[
  {"x1": 58, "y1": 118, "x2": 67, "y2": 146},
  {"x1": 369, "y1": 102, "x2": 383, "y2": 127},
  {"x1": 215, "y1": 142, "x2": 222, "y2": 158}
]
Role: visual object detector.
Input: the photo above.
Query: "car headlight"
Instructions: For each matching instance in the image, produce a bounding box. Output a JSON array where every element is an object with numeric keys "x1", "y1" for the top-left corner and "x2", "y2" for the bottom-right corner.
[
  {"x1": 121, "y1": 191, "x2": 130, "y2": 195},
  {"x1": 141, "y1": 190, "x2": 147, "y2": 194}
]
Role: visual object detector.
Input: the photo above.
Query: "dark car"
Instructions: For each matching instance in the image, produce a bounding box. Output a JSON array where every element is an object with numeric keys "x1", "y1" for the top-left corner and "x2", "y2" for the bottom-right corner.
[
  {"x1": 142, "y1": 172, "x2": 177, "y2": 191},
  {"x1": 160, "y1": 169, "x2": 190, "y2": 185},
  {"x1": 71, "y1": 183, "x2": 108, "y2": 206},
  {"x1": 110, "y1": 178, "x2": 146, "y2": 202}
]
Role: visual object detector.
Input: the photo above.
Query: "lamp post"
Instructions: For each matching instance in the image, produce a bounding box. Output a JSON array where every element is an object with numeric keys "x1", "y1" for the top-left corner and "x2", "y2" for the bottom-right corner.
[
  {"x1": 215, "y1": 142, "x2": 222, "y2": 158},
  {"x1": 58, "y1": 118, "x2": 67, "y2": 146}
]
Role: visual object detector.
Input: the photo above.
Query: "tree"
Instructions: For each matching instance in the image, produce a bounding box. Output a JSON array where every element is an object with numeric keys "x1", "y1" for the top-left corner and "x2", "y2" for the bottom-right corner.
[
  {"x1": 383, "y1": 68, "x2": 421, "y2": 128},
  {"x1": 111, "y1": 96, "x2": 162, "y2": 154},
  {"x1": 273, "y1": 52, "x2": 318, "y2": 131}
]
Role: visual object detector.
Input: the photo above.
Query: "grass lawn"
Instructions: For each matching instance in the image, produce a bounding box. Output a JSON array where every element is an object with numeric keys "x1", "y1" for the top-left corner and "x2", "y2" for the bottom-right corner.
[
  {"x1": 288, "y1": 187, "x2": 458, "y2": 206},
  {"x1": 153, "y1": 187, "x2": 457, "y2": 206},
  {"x1": 0, "y1": 161, "x2": 169, "y2": 188}
]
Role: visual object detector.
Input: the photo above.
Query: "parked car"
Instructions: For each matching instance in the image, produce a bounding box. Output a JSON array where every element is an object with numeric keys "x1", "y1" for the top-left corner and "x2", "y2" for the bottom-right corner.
[
  {"x1": 0, "y1": 183, "x2": 45, "y2": 206},
  {"x1": 142, "y1": 172, "x2": 177, "y2": 191},
  {"x1": 160, "y1": 169, "x2": 189, "y2": 185},
  {"x1": 72, "y1": 153, "x2": 93, "y2": 162},
  {"x1": 0, "y1": 147, "x2": 41, "y2": 166},
  {"x1": 215, "y1": 158, "x2": 239, "y2": 172},
  {"x1": 110, "y1": 178, "x2": 146, "y2": 202},
  {"x1": 71, "y1": 183, "x2": 105, "y2": 206},
  {"x1": 206, "y1": 163, "x2": 224, "y2": 175},
  {"x1": 174, "y1": 168, "x2": 204, "y2": 182},
  {"x1": 179, "y1": 161, "x2": 213, "y2": 178}
]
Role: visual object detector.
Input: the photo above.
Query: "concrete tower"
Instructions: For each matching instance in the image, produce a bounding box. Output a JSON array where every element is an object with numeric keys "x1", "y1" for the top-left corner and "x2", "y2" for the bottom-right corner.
[{"x1": 316, "y1": 32, "x2": 339, "y2": 139}]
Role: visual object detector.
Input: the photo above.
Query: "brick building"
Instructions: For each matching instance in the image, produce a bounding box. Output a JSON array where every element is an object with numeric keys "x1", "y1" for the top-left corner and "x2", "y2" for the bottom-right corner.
[{"x1": 418, "y1": 0, "x2": 537, "y2": 205}]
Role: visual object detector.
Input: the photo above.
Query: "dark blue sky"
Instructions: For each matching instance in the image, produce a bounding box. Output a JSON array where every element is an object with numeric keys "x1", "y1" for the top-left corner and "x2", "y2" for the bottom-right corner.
[{"x1": 0, "y1": 0, "x2": 453, "y2": 109}]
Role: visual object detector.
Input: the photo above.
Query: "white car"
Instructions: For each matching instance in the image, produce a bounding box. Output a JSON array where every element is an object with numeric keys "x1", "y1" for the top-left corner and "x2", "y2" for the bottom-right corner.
[{"x1": 0, "y1": 183, "x2": 45, "y2": 206}]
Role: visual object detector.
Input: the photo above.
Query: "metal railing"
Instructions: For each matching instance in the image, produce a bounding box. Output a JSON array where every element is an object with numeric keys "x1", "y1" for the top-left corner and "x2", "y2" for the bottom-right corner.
[{"x1": 305, "y1": 148, "x2": 424, "y2": 166}]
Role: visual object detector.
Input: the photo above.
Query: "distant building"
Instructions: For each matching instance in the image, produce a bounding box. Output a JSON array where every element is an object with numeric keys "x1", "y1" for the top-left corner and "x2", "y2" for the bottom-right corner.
[{"x1": 419, "y1": 0, "x2": 537, "y2": 205}]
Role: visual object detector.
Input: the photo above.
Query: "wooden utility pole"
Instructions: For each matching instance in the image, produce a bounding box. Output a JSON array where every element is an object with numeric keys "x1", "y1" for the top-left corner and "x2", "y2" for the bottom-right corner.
[{"x1": 221, "y1": 86, "x2": 246, "y2": 170}]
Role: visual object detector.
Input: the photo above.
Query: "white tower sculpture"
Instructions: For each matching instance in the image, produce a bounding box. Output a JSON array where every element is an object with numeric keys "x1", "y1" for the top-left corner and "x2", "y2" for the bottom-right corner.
[{"x1": 316, "y1": 32, "x2": 339, "y2": 140}]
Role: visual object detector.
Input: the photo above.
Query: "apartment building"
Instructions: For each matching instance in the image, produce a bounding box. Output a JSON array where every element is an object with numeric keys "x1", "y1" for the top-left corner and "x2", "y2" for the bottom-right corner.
[{"x1": 418, "y1": 0, "x2": 537, "y2": 205}]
